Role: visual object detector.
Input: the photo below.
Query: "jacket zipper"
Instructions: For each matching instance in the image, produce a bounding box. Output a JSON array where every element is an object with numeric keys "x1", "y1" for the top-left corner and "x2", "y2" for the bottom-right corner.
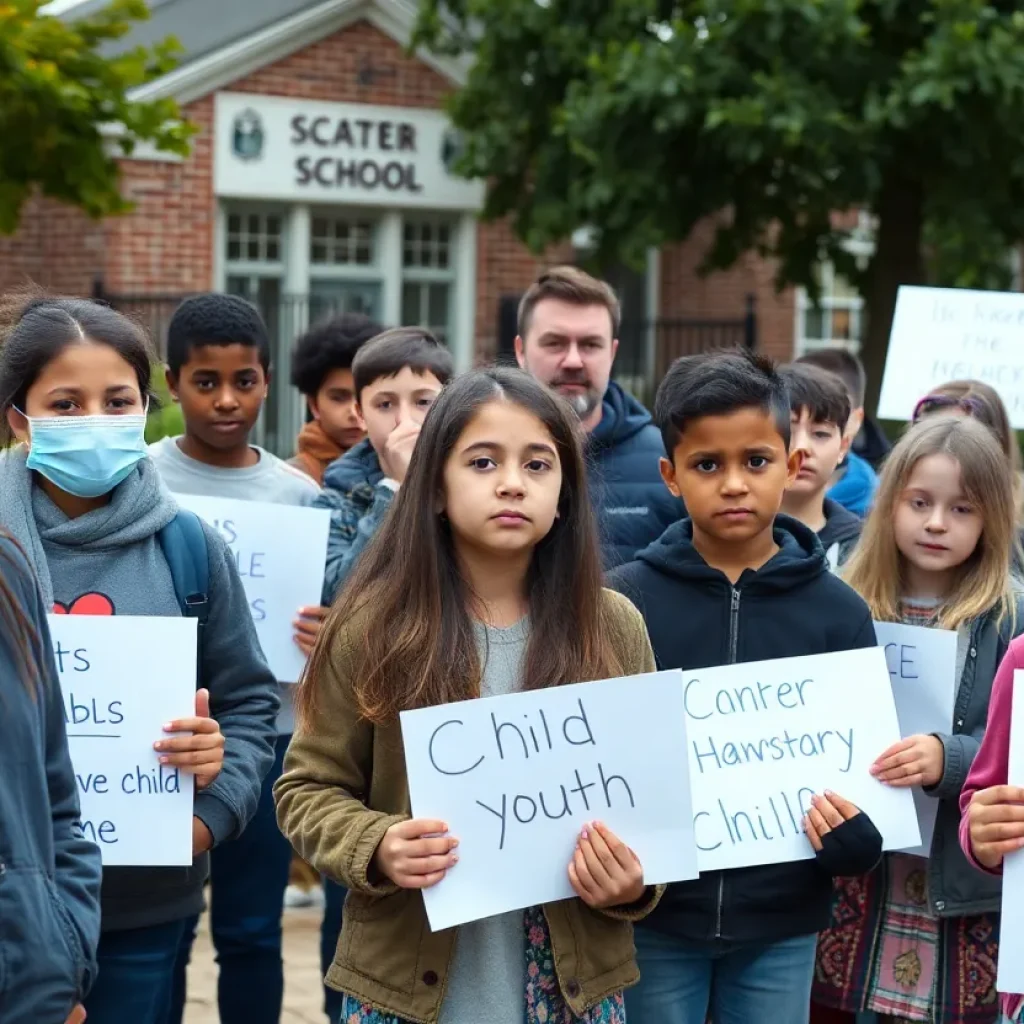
[{"x1": 715, "y1": 587, "x2": 742, "y2": 940}]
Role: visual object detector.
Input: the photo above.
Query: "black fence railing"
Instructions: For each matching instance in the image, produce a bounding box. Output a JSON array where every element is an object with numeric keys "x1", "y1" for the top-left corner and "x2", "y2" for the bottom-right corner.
[
  {"x1": 496, "y1": 292, "x2": 757, "y2": 407},
  {"x1": 93, "y1": 283, "x2": 757, "y2": 412}
]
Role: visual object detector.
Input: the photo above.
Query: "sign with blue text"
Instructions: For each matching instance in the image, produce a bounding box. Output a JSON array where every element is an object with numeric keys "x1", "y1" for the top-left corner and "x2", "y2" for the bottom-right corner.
[
  {"x1": 401, "y1": 671, "x2": 698, "y2": 931},
  {"x1": 173, "y1": 494, "x2": 330, "y2": 683},
  {"x1": 685, "y1": 647, "x2": 920, "y2": 872},
  {"x1": 50, "y1": 615, "x2": 196, "y2": 865},
  {"x1": 996, "y1": 670, "x2": 1024, "y2": 993},
  {"x1": 874, "y1": 621, "x2": 958, "y2": 857},
  {"x1": 878, "y1": 285, "x2": 1024, "y2": 429}
]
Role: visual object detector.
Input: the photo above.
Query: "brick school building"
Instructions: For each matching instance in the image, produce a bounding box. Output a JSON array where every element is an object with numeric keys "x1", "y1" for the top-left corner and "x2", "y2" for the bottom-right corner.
[{"x1": 0, "y1": 0, "x2": 852, "y2": 454}]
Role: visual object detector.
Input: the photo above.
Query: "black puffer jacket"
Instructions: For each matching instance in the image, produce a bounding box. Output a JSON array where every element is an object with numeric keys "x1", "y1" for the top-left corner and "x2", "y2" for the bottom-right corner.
[{"x1": 587, "y1": 382, "x2": 684, "y2": 568}]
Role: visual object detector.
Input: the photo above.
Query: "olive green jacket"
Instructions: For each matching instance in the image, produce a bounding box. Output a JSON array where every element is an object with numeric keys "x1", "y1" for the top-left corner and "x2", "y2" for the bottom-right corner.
[{"x1": 275, "y1": 589, "x2": 662, "y2": 1023}]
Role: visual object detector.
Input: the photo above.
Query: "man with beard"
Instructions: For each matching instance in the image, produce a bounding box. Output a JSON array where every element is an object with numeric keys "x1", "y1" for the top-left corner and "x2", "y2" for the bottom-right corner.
[{"x1": 515, "y1": 266, "x2": 682, "y2": 567}]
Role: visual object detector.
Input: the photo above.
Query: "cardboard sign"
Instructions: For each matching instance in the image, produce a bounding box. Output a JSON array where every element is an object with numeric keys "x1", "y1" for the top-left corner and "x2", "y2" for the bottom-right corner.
[
  {"x1": 685, "y1": 648, "x2": 921, "y2": 872},
  {"x1": 401, "y1": 671, "x2": 698, "y2": 931},
  {"x1": 878, "y1": 285, "x2": 1024, "y2": 428},
  {"x1": 51, "y1": 615, "x2": 196, "y2": 865},
  {"x1": 874, "y1": 621, "x2": 958, "y2": 856},
  {"x1": 173, "y1": 494, "x2": 329, "y2": 682},
  {"x1": 996, "y1": 670, "x2": 1024, "y2": 994}
]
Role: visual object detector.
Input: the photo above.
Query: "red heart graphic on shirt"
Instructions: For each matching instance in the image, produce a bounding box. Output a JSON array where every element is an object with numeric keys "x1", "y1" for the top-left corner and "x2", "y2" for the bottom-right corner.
[{"x1": 52, "y1": 593, "x2": 116, "y2": 616}]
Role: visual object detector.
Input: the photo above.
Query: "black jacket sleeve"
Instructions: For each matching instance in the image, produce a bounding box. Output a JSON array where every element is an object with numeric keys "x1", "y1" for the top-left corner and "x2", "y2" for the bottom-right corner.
[{"x1": 815, "y1": 813, "x2": 883, "y2": 877}]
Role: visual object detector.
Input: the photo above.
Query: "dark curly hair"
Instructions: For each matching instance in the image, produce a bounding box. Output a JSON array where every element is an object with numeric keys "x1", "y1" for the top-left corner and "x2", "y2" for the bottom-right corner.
[
  {"x1": 166, "y1": 293, "x2": 271, "y2": 376},
  {"x1": 290, "y1": 312, "x2": 383, "y2": 397}
]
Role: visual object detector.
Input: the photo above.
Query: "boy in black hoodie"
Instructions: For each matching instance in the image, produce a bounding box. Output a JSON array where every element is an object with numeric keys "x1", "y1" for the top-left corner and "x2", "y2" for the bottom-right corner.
[
  {"x1": 780, "y1": 362, "x2": 863, "y2": 571},
  {"x1": 610, "y1": 349, "x2": 882, "y2": 1024}
]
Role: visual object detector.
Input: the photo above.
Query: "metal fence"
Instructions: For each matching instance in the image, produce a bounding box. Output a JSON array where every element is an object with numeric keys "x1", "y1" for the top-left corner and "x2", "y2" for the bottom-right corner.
[
  {"x1": 94, "y1": 283, "x2": 757, "y2": 452},
  {"x1": 496, "y1": 293, "x2": 757, "y2": 407}
]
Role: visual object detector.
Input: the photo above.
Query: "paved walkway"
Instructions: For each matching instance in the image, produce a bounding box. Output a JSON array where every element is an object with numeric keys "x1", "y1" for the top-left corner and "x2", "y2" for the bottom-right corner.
[{"x1": 183, "y1": 907, "x2": 328, "y2": 1024}]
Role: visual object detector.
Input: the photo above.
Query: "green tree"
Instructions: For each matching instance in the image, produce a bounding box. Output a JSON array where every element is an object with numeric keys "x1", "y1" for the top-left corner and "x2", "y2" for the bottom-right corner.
[
  {"x1": 416, "y1": 1, "x2": 1024, "y2": 409},
  {"x1": 0, "y1": 0, "x2": 191, "y2": 234}
]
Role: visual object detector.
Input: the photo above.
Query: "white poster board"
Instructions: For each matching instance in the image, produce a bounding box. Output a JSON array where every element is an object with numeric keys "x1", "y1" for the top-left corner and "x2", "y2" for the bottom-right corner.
[
  {"x1": 874, "y1": 622, "x2": 958, "y2": 857},
  {"x1": 685, "y1": 647, "x2": 920, "y2": 872},
  {"x1": 51, "y1": 615, "x2": 196, "y2": 865},
  {"x1": 878, "y1": 285, "x2": 1024, "y2": 428},
  {"x1": 173, "y1": 495, "x2": 330, "y2": 683},
  {"x1": 997, "y1": 671, "x2": 1024, "y2": 993},
  {"x1": 401, "y1": 671, "x2": 698, "y2": 931}
]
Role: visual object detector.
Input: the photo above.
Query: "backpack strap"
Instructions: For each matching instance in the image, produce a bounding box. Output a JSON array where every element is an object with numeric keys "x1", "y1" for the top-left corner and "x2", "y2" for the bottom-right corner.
[{"x1": 158, "y1": 510, "x2": 211, "y2": 626}]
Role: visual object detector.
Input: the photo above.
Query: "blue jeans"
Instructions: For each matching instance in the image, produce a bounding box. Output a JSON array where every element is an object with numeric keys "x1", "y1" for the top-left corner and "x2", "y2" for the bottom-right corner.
[
  {"x1": 625, "y1": 927, "x2": 818, "y2": 1024},
  {"x1": 322, "y1": 878, "x2": 347, "y2": 1021},
  {"x1": 84, "y1": 920, "x2": 189, "y2": 1024},
  {"x1": 169, "y1": 734, "x2": 293, "y2": 1024}
]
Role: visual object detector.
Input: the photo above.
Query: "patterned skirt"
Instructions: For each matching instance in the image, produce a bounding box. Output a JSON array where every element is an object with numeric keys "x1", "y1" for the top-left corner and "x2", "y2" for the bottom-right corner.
[
  {"x1": 813, "y1": 855, "x2": 1001, "y2": 1024},
  {"x1": 338, "y1": 905, "x2": 626, "y2": 1024}
]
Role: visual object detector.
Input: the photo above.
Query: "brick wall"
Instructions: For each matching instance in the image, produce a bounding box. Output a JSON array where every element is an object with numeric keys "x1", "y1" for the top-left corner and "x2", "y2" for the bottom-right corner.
[
  {"x1": 660, "y1": 218, "x2": 797, "y2": 362},
  {"x1": 0, "y1": 193, "x2": 102, "y2": 296},
  {"x1": 0, "y1": 17, "x2": 799, "y2": 367}
]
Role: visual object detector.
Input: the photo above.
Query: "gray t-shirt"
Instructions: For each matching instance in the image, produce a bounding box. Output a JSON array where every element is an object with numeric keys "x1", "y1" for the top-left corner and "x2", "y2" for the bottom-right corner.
[
  {"x1": 148, "y1": 436, "x2": 321, "y2": 734},
  {"x1": 439, "y1": 618, "x2": 530, "y2": 1024}
]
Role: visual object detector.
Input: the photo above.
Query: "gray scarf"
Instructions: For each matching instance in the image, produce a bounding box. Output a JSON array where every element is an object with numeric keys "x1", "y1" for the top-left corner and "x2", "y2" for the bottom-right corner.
[{"x1": 0, "y1": 447, "x2": 178, "y2": 607}]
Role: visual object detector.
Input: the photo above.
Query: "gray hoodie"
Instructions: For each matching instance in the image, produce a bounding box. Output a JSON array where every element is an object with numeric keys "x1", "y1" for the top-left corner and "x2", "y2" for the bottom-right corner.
[{"x1": 0, "y1": 450, "x2": 279, "y2": 932}]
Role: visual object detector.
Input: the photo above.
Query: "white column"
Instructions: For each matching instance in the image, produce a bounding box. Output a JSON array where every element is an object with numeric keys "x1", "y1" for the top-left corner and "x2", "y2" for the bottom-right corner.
[
  {"x1": 379, "y1": 211, "x2": 403, "y2": 326},
  {"x1": 212, "y1": 202, "x2": 227, "y2": 291},
  {"x1": 278, "y1": 204, "x2": 311, "y2": 453},
  {"x1": 451, "y1": 212, "x2": 478, "y2": 371}
]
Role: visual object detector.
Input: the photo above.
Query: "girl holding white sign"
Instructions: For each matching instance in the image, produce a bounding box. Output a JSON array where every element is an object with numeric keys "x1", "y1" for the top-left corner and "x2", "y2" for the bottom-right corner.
[
  {"x1": 0, "y1": 295, "x2": 280, "y2": 1024},
  {"x1": 277, "y1": 367, "x2": 662, "y2": 1024},
  {"x1": 812, "y1": 415, "x2": 1023, "y2": 1024}
]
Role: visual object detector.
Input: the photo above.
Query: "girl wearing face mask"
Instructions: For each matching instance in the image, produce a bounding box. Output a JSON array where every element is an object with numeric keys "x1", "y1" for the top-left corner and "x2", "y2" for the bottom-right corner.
[
  {"x1": 0, "y1": 295, "x2": 279, "y2": 1024},
  {"x1": 811, "y1": 416, "x2": 1024, "y2": 1024}
]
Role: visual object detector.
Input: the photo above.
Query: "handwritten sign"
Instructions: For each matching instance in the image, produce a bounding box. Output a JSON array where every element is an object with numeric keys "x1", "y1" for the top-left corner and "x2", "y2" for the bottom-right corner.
[
  {"x1": 173, "y1": 494, "x2": 330, "y2": 682},
  {"x1": 401, "y1": 671, "x2": 698, "y2": 931},
  {"x1": 50, "y1": 615, "x2": 196, "y2": 865},
  {"x1": 685, "y1": 648, "x2": 920, "y2": 872},
  {"x1": 878, "y1": 285, "x2": 1024, "y2": 428},
  {"x1": 997, "y1": 670, "x2": 1024, "y2": 993},
  {"x1": 874, "y1": 621, "x2": 957, "y2": 856}
]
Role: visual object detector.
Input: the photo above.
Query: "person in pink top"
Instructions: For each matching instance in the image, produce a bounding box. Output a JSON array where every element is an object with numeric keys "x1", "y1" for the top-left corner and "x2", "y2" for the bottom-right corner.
[{"x1": 960, "y1": 635, "x2": 1024, "y2": 1023}]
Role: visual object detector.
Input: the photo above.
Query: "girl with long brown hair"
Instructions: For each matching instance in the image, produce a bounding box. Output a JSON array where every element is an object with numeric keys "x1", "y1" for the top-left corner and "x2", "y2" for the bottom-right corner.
[
  {"x1": 0, "y1": 530, "x2": 102, "y2": 1023},
  {"x1": 276, "y1": 367, "x2": 660, "y2": 1024},
  {"x1": 812, "y1": 416, "x2": 1024, "y2": 1024}
]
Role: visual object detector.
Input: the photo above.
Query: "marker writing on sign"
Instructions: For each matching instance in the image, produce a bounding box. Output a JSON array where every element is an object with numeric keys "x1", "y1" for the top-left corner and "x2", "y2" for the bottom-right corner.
[
  {"x1": 425, "y1": 699, "x2": 636, "y2": 850},
  {"x1": 684, "y1": 676, "x2": 855, "y2": 774},
  {"x1": 883, "y1": 642, "x2": 917, "y2": 680},
  {"x1": 694, "y1": 787, "x2": 816, "y2": 851},
  {"x1": 209, "y1": 517, "x2": 268, "y2": 620}
]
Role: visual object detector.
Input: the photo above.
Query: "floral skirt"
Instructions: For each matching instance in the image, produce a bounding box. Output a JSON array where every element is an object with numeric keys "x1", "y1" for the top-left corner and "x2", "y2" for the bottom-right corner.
[
  {"x1": 338, "y1": 906, "x2": 626, "y2": 1024},
  {"x1": 814, "y1": 857, "x2": 1001, "y2": 1024}
]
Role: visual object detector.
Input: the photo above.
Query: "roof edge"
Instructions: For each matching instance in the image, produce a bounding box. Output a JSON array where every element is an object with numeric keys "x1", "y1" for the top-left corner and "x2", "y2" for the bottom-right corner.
[{"x1": 128, "y1": 0, "x2": 467, "y2": 107}]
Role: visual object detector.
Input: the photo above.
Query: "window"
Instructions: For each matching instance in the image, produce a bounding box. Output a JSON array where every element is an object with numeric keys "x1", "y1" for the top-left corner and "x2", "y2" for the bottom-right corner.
[
  {"x1": 795, "y1": 262, "x2": 863, "y2": 355},
  {"x1": 403, "y1": 220, "x2": 452, "y2": 270},
  {"x1": 223, "y1": 203, "x2": 289, "y2": 455},
  {"x1": 226, "y1": 210, "x2": 282, "y2": 262},
  {"x1": 402, "y1": 218, "x2": 455, "y2": 340},
  {"x1": 311, "y1": 215, "x2": 376, "y2": 266}
]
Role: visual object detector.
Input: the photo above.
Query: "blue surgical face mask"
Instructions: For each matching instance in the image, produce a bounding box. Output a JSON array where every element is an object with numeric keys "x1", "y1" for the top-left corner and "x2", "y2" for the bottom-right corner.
[{"x1": 24, "y1": 412, "x2": 149, "y2": 498}]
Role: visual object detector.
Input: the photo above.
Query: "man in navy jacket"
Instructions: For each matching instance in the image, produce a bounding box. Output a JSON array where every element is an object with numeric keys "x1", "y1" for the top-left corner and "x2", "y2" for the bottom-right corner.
[{"x1": 515, "y1": 266, "x2": 682, "y2": 567}]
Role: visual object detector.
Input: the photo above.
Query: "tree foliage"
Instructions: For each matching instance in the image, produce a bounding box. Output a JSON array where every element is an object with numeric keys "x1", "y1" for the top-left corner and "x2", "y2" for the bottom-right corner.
[
  {"x1": 0, "y1": 0, "x2": 191, "y2": 234},
  {"x1": 415, "y1": 1, "x2": 1024, "y2": 406}
]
